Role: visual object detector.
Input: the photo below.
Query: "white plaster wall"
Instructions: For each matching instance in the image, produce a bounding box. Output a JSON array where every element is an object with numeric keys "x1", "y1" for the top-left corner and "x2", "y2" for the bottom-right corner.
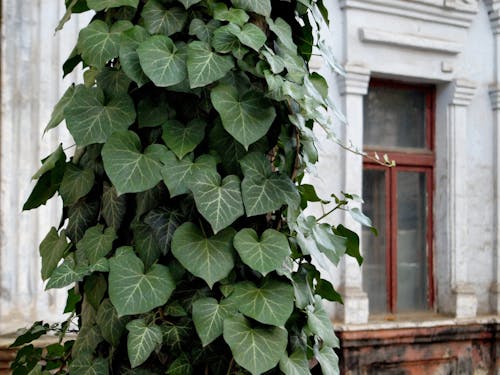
[{"x1": 0, "y1": 0, "x2": 89, "y2": 335}]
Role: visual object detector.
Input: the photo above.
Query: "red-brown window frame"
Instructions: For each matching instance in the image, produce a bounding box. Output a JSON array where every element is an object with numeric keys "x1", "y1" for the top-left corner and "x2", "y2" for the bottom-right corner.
[{"x1": 363, "y1": 79, "x2": 435, "y2": 314}]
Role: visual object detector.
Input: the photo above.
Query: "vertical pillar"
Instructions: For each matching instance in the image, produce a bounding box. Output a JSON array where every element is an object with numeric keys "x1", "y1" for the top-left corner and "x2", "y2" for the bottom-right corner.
[
  {"x1": 487, "y1": 1, "x2": 500, "y2": 315},
  {"x1": 439, "y1": 79, "x2": 477, "y2": 318},
  {"x1": 336, "y1": 64, "x2": 370, "y2": 324}
]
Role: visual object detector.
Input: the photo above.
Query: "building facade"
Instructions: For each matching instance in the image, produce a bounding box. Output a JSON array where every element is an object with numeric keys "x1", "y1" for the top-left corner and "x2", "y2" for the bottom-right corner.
[{"x1": 1, "y1": 0, "x2": 500, "y2": 373}]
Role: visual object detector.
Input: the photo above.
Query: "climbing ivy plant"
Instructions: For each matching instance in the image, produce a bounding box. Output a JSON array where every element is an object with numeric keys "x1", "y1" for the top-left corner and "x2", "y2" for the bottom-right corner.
[{"x1": 11, "y1": 0, "x2": 374, "y2": 374}]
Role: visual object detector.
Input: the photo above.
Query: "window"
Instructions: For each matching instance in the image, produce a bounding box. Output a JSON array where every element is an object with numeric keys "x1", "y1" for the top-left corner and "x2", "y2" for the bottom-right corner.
[{"x1": 362, "y1": 80, "x2": 435, "y2": 314}]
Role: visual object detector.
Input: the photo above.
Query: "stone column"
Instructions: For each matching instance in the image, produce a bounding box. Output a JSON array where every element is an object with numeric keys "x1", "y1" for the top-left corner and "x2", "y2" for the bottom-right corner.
[
  {"x1": 0, "y1": 0, "x2": 87, "y2": 335},
  {"x1": 336, "y1": 64, "x2": 370, "y2": 324},
  {"x1": 437, "y1": 79, "x2": 477, "y2": 318},
  {"x1": 487, "y1": 0, "x2": 500, "y2": 315}
]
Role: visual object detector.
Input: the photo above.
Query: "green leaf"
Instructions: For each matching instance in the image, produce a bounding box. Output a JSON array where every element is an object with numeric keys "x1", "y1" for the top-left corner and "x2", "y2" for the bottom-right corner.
[
  {"x1": 119, "y1": 26, "x2": 150, "y2": 87},
  {"x1": 39, "y1": 228, "x2": 69, "y2": 281},
  {"x1": 96, "y1": 68, "x2": 132, "y2": 97},
  {"x1": 231, "y1": 279, "x2": 293, "y2": 326},
  {"x1": 32, "y1": 144, "x2": 66, "y2": 180},
  {"x1": 333, "y1": 224, "x2": 362, "y2": 265},
  {"x1": 77, "y1": 20, "x2": 132, "y2": 68},
  {"x1": 160, "y1": 153, "x2": 216, "y2": 197},
  {"x1": 172, "y1": 222, "x2": 235, "y2": 288},
  {"x1": 190, "y1": 169, "x2": 244, "y2": 233},
  {"x1": 189, "y1": 18, "x2": 217, "y2": 43},
  {"x1": 208, "y1": 120, "x2": 245, "y2": 174},
  {"x1": 96, "y1": 299, "x2": 126, "y2": 347},
  {"x1": 67, "y1": 199, "x2": 99, "y2": 243},
  {"x1": 192, "y1": 297, "x2": 236, "y2": 346},
  {"x1": 279, "y1": 350, "x2": 310, "y2": 375},
  {"x1": 161, "y1": 323, "x2": 191, "y2": 350},
  {"x1": 268, "y1": 18, "x2": 296, "y2": 51},
  {"x1": 132, "y1": 222, "x2": 162, "y2": 269},
  {"x1": 167, "y1": 354, "x2": 192, "y2": 375},
  {"x1": 59, "y1": 164, "x2": 95, "y2": 206},
  {"x1": 102, "y1": 182, "x2": 127, "y2": 230},
  {"x1": 349, "y1": 207, "x2": 377, "y2": 235},
  {"x1": 142, "y1": 1, "x2": 187, "y2": 36},
  {"x1": 109, "y1": 246, "x2": 175, "y2": 316},
  {"x1": 233, "y1": 228, "x2": 290, "y2": 276},
  {"x1": 87, "y1": 0, "x2": 139, "y2": 11},
  {"x1": 72, "y1": 325, "x2": 103, "y2": 355},
  {"x1": 240, "y1": 153, "x2": 299, "y2": 216},
  {"x1": 187, "y1": 41, "x2": 234, "y2": 88},
  {"x1": 231, "y1": 0, "x2": 271, "y2": 17},
  {"x1": 143, "y1": 208, "x2": 182, "y2": 255},
  {"x1": 178, "y1": 0, "x2": 202, "y2": 9},
  {"x1": 65, "y1": 86, "x2": 136, "y2": 146},
  {"x1": 64, "y1": 288, "x2": 82, "y2": 313},
  {"x1": 316, "y1": 279, "x2": 343, "y2": 304},
  {"x1": 45, "y1": 255, "x2": 84, "y2": 290},
  {"x1": 137, "y1": 93, "x2": 174, "y2": 128},
  {"x1": 230, "y1": 23, "x2": 267, "y2": 52},
  {"x1": 138, "y1": 36, "x2": 187, "y2": 87},
  {"x1": 212, "y1": 24, "x2": 244, "y2": 55},
  {"x1": 45, "y1": 85, "x2": 76, "y2": 133},
  {"x1": 161, "y1": 119, "x2": 206, "y2": 159},
  {"x1": 9, "y1": 321, "x2": 49, "y2": 348},
  {"x1": 69, "y1": 354, "x2": 109, "y2": 375},
  {"x1": 76, "y1": 224, "x2": 116, "y2": 264},
  {"x1": 84, "y1": 274, "x2": 108, "y2": 310},
  {"x1": 126, "y1": 319, "x2": 162, "y2": 368},
  {"x1": 314, "y1": 346, "x2": 339, "y2": 375},
  {"x1": 306, "y1": 298, "x2": 338, "y2": 348},
  {"x1": 223, "y1": 314, "x2": 287, "y2": 375},
  {"x1": 102, "y1": 131, "x2": 166, "y2": 194},
  {"x1": 213, "y1": 4, "x2": 249, "y2": 26},
  {"x1": 311, "y1": 223, "x2": 346, "y2": 265},
  {"x1": 211, "y1": 84, "x2": 275, "y2": 149}
]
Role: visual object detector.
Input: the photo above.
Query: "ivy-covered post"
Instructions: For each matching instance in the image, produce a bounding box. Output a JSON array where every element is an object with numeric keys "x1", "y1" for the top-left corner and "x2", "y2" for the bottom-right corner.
[{"x1": 10, "y1": 1, "x2": 375, "y2": 374}]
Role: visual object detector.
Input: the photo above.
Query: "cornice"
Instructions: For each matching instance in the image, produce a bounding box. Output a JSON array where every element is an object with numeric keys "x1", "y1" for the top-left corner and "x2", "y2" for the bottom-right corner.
[
  {"x1": 340, "y1": 0, "x2": 477, "y2": 29},
  {"x1": 359, "y1": 28, "x2": 461, "y2": 54},
  {"x1": 338, "y1": 64, "x2": 371, "y2": 96},
  {"x1": 451, "y1": 79, "x2": 476, "y2": 107}
]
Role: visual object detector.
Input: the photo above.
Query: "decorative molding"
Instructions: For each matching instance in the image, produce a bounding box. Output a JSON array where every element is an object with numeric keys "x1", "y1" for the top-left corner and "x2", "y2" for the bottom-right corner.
[
  {"x1": 338, "y1": 64, "x2": 370, "y2": 96},
  {"x1": 489, "y1": 87, "x2": 500, "y2": 110},
  {"x1": 451, "y1": 79, "x2": 476, "y2": 106},
  {"x1": 359, "y1": 27, "x2": 462, "y2": 55},
  {"x1": 340, "y1": 0, "x2": 477, "y2": 29},
  {"x1": 485, "y1": 0, "x2": 500, "y2": 34}
]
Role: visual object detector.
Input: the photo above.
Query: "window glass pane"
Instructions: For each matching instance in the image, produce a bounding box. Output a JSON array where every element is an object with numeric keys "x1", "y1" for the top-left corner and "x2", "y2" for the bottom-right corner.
[
  {"x1": 396, "y1": 171, "x2": 428, "y2": 312},
  {"x1": 362, "y1": 169, "x2": 387, "y2": 314},
  {"x1": 363, "y1": 85, "x2": 427, "y2": 149}
]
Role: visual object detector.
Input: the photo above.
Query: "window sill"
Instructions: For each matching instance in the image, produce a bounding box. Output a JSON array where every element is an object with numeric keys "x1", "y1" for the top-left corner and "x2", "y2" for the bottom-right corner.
[{"x1": 334, "y1": 313, "x2": 500, "y2": 332}]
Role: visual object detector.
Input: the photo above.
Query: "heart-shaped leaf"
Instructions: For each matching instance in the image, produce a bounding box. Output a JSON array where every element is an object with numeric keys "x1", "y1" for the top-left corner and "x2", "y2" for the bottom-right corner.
[
  {"x1": 192, "y1": 297, "x2": 237, "y2": 346},
  {"x1": 211, "y1": 84, "x2": 275, "y2": 149},
  {"x1": 234, "y1": 228, "x2": 290, "y2": 275},
  {"x1": 189, "y1": 18, "x2": 220, "y2": 43},
  {"x1": 102, "y1": 183, "x2": 127, "y2": 230},
  {"x1": 132, "y1": 222, "x2": 162, "y2": 270},
  {"x1": 96, "y1": 299, "x2": 126, "y2": 347},
  {"x1": 68, "y1": 354, "x2": 109, "y2": 375},
  {"x1": 306, "y1": 297, "x2": 339, "y2": 348},
  {"x1": 187, "y1": 41, "x2": 234, "y2": 88},
  {"x1": 240, "y1": 154, "x2": 299, "y2": 216},
  {"x1": 45, "y1": 85, "x2": 77, "y2": 133},
  {"x1": 119, "y1": 26, "x2": 150, "y2": 87},
  {"x1": 39, "y1": 228, "x2": 70, "y2": 281},
  {"x1": 126, "y1": 319, "x2": 162, "y2": 368},
  {"x1": 137, "y1": 93, "x2": 174, "y2": 128},
  {"x1": 59, "y1": 164, "x2": 95, "y2": 206},
  {"x1": 161, "y1": 153, "x2": 217, "y2": 197},
  {"x1": 102, "y1": 131, "x2": 166, "y2": 194},
  {"x1": 65, "y1": 86, "x2": 136, "y2": 146},
  {"x1": 213, "y1": 4, "x2": 249, "y2": 26},
  {"x1": 223, "y1": 314, "x2": 287, "y2": 375},
  {"x1": 190, "y1": 167, "x2": 244, "y2": 233},
  {"x1": 178, "y1": 0, "x2": 202, "y2": 9},
  {"x1": 231, "y1": 279, "x2": 294, "y2": 326},
  {"x1": 229, "y1": 23, "x2": 267, "y2": 51},
  {"x1": 279, "y1": 349, "x2": 310, "y2": 375},
  {"x1": 96, "y1": 68, "x2": 132, "y2": 97},
  {"x1": 231, "y1": 0, "x2": 271, "y2": 17},
  {"x1": 46, "y1": 255, "x2": 87, "y2": 290},
  {"x1": 138, "y1": 35, "x2": 187, "y2": 87},
  {"x1": 87, "y1": 0, "x2": 139, "y2": 11},
  {"x1": 77, "y1": 20, "x2": 132, "y2": 68},
  {"x1": 143, "y1": 208, "x2": 182, "y2": 255},
  {"x1": 212, "y1": 24, "x2": 244, "y2": 54},
  {"x1": 167, "y1": 354, "x2": 192, "y2": 375},
  {"x1": 67, "y1": 199, "x2": 100, "y2": 243},
  {"x1": 162, "y1": 119, "x2": 206, "y2": 159},
  {"x1": 76, "y1": 225, "x2": 117, "y2": 265},
  {"x1": 171, "y1": 222, "x2": 235, "y2": 288},
  {"x1": 142, "y1": 0, "x2": 187, "y2": 36},
  {"x1": 109, "y1": 246, "x2": 175, "y2": 316},
  {"x1": 314, "y1": 346, "x2": 339, "y2": 375}
]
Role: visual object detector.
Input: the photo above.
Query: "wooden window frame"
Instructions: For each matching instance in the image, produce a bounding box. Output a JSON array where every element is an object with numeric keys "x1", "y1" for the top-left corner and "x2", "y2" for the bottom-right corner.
[{"x1": 363, "y1": 79, "x2": 435, "y2": 314}]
